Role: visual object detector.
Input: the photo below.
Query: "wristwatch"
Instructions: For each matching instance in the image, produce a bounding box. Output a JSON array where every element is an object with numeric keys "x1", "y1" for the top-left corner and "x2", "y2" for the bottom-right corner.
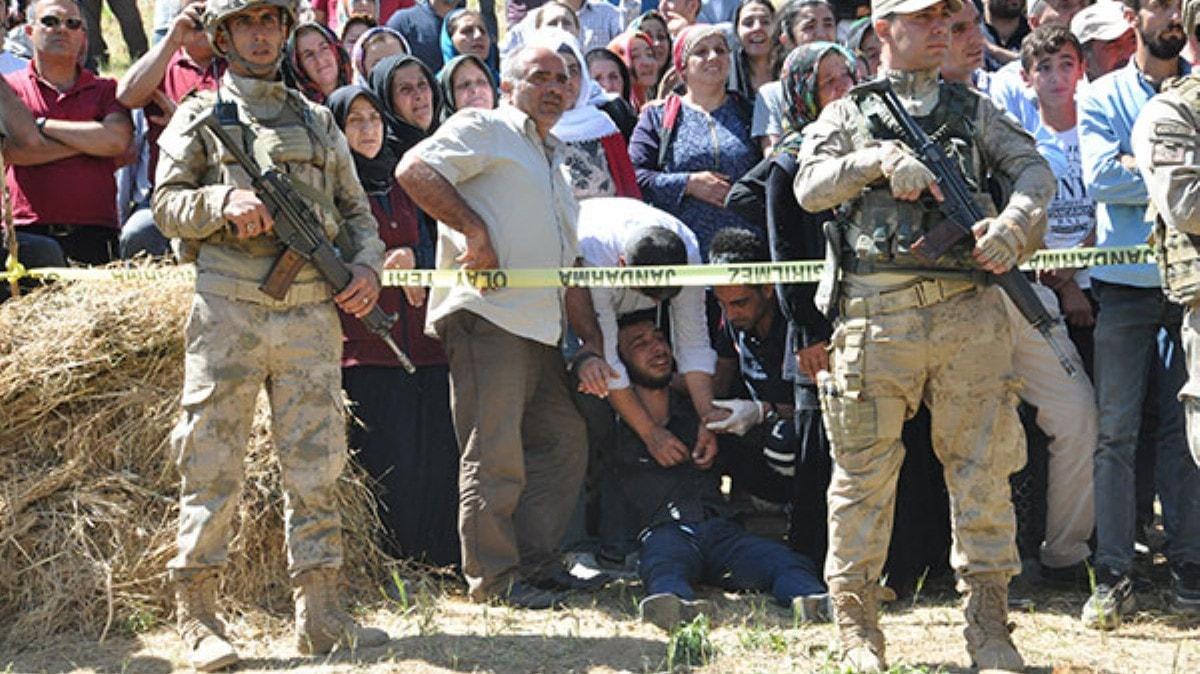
[{"x1": 35, "y1": 117, "x2": 47, "y2": 132}]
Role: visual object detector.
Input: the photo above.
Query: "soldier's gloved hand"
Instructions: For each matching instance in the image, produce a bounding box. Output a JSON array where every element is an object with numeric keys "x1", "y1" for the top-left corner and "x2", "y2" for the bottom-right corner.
[
  {"x1": 972, "y1": 216, "x2": 1027, "y2": 273},
  {"x1": 879, "y1": 141, "x2": 944, "y2": 202},
  {"x1": 705, "y1": 399, "x2": 765, "y2": 436}
]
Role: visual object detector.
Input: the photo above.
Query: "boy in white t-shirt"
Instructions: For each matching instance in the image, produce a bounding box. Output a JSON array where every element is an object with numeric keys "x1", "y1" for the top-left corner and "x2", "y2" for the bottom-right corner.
[{"x1": 1022, "y1": 23, "x2": 1096, "y2": 342}]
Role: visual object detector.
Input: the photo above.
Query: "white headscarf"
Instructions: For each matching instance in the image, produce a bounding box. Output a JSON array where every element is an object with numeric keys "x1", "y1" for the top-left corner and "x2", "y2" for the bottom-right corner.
[{"x1": 525, "y1": 28, "x2": 619, "y2": 144}]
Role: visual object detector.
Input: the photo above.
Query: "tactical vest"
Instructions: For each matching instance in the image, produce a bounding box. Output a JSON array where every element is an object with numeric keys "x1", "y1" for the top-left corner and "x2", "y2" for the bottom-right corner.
[
  {"x1": 178, "y1": 88, "x2": 346, "y2": 261},
  {"x1": 1151, "y1": 75, "x2": 1200, "y2": 307},
  {"x1": 842, "y1": 82, "x2": 998, "y2": 271}
]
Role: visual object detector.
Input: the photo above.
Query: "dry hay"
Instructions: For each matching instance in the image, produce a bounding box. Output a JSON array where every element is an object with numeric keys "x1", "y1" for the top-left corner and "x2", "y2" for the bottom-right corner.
[{"x1": 0, "y1": 277, "x2": 390, "y2": 645}]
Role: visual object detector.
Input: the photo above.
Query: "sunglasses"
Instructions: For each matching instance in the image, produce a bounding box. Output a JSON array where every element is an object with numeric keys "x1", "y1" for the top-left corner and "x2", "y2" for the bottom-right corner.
[{"x1": 39, "y1": 15, "x2": 85, "y2": 30}]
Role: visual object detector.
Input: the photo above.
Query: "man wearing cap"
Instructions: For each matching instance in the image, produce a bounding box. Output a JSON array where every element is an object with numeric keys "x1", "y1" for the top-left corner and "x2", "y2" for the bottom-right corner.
[
  {"x1": 1123, "y1": 0, "x2": 1200, "y2": 621},
  {"x1": 153, "y1": 0, "x2": 388, "y2": 667},
  {"x1": 1072, "y1": 0, "x2": 1137, "y2": 80},
  {"x1": 794, "y1": 0, "x2": 1054, "y2": 670},
  {"x1": 1078, "y1": 0, "x2": 1199, "y2": 631}
]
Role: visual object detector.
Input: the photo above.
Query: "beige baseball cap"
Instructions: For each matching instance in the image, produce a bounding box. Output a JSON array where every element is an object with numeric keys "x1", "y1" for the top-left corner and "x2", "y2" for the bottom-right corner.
[
  {"x1": 872, "y1": 0, "x2": 963, "y2": 22},
  {"x1": 1071, "y1": 1, "x2": 1132, "y2": 44}
]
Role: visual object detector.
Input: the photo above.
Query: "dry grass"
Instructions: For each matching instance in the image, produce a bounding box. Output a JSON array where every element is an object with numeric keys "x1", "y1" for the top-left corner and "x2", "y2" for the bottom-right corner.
[
  {"x1": 1, "y1": 575, "x2": 1197, "y2": 674},
  {"x1": 0, "y1": 278, "x2": 390, "y2": 646}
]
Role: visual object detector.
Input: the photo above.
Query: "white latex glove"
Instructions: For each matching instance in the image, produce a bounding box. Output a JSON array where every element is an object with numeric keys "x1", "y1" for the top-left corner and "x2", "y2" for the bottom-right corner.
[{"x1": 704, "y1": 399, "x2": 765, "y2": 436}]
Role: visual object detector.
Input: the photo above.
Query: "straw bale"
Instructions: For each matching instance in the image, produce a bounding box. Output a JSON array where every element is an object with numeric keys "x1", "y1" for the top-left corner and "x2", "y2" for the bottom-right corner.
[{"x1": 0, "y1": 278, "x2": 389, "y2": 645}]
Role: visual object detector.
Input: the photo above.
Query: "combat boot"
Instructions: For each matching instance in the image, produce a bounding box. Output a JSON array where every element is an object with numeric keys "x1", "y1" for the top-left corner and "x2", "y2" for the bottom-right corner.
[
  {"x1": 963, "y1": 573, "x2": 1025, "y2": 673},
  {"x1": 173, "y1": 569, "x2": 238, "y2": 672},
  {"x1": 293, "y1": 568, "x2": 389, "y2": 655},
  {"x1": 831, "y1": 584, "x2": 887, "y2": 673}
]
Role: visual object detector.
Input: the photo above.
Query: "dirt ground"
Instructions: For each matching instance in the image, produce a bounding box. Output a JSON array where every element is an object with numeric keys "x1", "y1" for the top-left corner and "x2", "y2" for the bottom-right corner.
[{"x1": 2, "y1": 571, "x2": 1196, "y2": 674}]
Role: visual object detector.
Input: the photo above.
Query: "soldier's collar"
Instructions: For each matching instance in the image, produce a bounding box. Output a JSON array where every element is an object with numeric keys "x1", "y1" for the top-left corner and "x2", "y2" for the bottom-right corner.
[
  {"x1": 223, "y1": 71, "x2": 288, "y2": 105},
  {"x1": 881, "y1": 68, "x2": 940, "y2": 98}
]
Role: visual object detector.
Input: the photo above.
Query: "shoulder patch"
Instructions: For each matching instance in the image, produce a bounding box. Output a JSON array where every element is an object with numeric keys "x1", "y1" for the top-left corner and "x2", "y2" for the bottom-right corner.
[{"x1": 1153, "y1": 121, "x2": 1194, "y2": 138}]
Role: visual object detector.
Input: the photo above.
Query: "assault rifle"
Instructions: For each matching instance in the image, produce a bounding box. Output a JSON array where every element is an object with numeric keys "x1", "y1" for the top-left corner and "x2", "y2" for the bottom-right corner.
[
  {"x1": 185, "y1": 103, "x2": 416, "y2": 374},
  {"x1": 855, "y1": 78, "x2": 1077, "y2": 377}
]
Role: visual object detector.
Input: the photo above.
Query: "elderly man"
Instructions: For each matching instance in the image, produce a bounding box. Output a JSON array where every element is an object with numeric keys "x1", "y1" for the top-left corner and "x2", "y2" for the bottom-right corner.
[
  {"x1": 4, "y1": 0, "x2": 132, "y2": 265},
  {"x1": 153, "y1": 0, "x2": 389, "y2": 667},
  {"x1": 397, "y1": 45, "x2": 610, "y2": 610},
  {"x1": 794, "y1": 0, "x2": 1054, "y2": 670}
]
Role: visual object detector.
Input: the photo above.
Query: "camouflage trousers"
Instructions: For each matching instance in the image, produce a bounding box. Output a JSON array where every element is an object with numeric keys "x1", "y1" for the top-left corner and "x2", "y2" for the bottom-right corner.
[
  {"x1": 168, "y1": 292, "x2": 347, "y2": 577},
  {"x1": 819, "y1": 281, "x2": 1024, "y2": 593},
  {"x1": 1181, "y1": 306, "x2": 1200, "y2": 468}
]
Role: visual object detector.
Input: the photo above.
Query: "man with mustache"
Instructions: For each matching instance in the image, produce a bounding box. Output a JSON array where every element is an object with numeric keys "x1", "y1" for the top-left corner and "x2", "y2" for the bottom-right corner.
[
  {"x1": 1078, "y1": 0, "x2": 1200, "y2": 630},
  {"x1": 794, "y1": 0, "x2": 1054, "y2": 669},
  {"x1": 398, "y1": 45, "x2": 613, "y2": 609}
]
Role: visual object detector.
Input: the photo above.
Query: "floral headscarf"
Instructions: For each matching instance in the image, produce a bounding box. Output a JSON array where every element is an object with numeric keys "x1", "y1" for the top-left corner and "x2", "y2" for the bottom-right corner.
[
  {"x1": 284, "y1": 22, "x2": 354, "y2": 104},
  {"x1": 780, "y1": 42, "x2": 855, "y2": 135}
]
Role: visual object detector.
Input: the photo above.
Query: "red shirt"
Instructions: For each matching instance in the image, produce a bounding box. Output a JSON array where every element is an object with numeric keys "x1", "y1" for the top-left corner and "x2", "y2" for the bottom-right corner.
[
  {"x1": 340, "y1": 183, "x2": 446, "y2": 368},
  {"x1": 4, "y1": 64, "x2": 127, "y2": 228},
  {"x1": 145, "y1": 51, "x2": 223, "y2": 182}
]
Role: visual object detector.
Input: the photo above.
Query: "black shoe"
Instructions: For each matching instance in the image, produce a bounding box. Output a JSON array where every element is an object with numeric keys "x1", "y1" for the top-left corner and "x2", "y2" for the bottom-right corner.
[
  {"x1": 498, "y1": 581, "x2": 565, "y2": 610},
  {"x1": 529, "y1": 567, "x2": 614, "y2": 593},
  {"x1": 1081, "y1": 566, "x2": 1136, "y2": 630},
  {"x1": 1040, "y1": 561, "x2": 1092, "y2": 592},
  {"x1": 1171, "y1": 562, "x2": 1200, "y2": 615}
]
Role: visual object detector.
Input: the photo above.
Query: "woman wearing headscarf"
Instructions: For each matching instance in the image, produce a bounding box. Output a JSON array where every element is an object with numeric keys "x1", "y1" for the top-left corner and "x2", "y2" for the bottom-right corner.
[
  {"x1": 326, "y1": 84, "x2": 458, "y2": 567},
  {"x1": 436, "y1": 54, "x2": 497, "y2": 122},
  {"x1": 351, "y1": 26, "x2": 411, "y2": 86},
  {"x1": 587, "y1": 47, "x2": 632, "y2": 101},
  {"x1": 284, "y1": 22, "x2": 354, "y2": 104},
  {"x1": 628, "y1": 10, "x2": 672, "y2": 86},
  {"x1": 607, "y1": 31, "x2": 658, "y2": 110},
  {"x1": 439, "y1": 8, "x2": 500, "y2": 83},
  {"x1": 726, "y1": 0, "x2": 776, "y2": 104},
  {"x1": 370, "y1": 53, "x2": 441, "y2": 157},
  {"x1": 628, "y1": 24, "x2": 760, "y2": 258},
  {"x1": 340, "y1": 15, "x2": 376, "y2": 51},
  {"x1": 527, "y1": 29, "x2": 640, "y2": 201},
  {"x1": 723, "y1": 43, "x2": 857, "y2": 565}
]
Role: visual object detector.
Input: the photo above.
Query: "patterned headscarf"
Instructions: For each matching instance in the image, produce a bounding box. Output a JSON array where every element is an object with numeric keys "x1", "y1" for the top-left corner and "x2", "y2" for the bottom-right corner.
[
  {"x1": 351, "y1": 26, "x2": 411, "y2": 85},
  {"x1": 672, "y1": 24, "x2": 727, "y2": 78},
  {"x1": 776, "y1": 42, "x2": 856, "y2": 155},
  {"x1": 284, "y1": 22, "x2": 354, "y2": 105}
]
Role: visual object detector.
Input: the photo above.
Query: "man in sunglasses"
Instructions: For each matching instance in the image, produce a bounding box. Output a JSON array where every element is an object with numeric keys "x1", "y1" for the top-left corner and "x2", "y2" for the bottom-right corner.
[
  {"x1": 572, "y1": 196, "x2": 720, "y2": 570},
  {"x1": 152, "y1": 0, "x2": 387, "y2": 668},
  {"x1": 2, "y1": 0, "x2": 132, "y2": 265}
]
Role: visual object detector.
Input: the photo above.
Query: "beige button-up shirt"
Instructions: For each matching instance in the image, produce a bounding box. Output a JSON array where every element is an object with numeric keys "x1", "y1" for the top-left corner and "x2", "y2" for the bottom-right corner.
[{"x1": 415, "y1": 103, "x2": 580, "y2": 346}]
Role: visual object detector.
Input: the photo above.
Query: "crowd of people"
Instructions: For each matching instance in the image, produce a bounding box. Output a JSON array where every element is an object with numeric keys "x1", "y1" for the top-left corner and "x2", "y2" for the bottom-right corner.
[{"x1": 2, "y1": 0, "x2": 1200, "y2": 671}]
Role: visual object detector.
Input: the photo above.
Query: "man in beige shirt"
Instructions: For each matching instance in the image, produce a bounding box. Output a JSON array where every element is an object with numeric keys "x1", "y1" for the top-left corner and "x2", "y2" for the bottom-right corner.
[{"x1": 397, "y1": 44, "x2": 612, "y2": 609}]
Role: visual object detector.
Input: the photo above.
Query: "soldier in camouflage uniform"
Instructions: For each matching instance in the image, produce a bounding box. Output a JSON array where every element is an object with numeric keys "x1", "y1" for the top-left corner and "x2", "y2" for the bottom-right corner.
[
  {"x1": 1129, "y1": 0, "x2": 1200, "y2": 614},
  {"x1": 152, "y1": 0, "x2": 388, "y2": 668},
  {"x1": 793, "y1": 0, "x2": 1054, "y2": 671}
]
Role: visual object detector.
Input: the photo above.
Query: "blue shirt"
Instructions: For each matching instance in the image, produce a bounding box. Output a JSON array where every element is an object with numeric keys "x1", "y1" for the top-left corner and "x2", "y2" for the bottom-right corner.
[
  {"x1": 386, "y1": 2, "x2": 447, "y2": 73},
  {"x1": 1077, "y1": 58, "x2": 1189, "y2": 288}
]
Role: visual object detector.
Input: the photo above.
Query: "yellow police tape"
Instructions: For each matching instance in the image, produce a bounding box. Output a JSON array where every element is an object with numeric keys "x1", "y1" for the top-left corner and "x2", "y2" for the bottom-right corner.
[{"x1": 2, "y1": 245, "x2": 1156, "y2": 289}]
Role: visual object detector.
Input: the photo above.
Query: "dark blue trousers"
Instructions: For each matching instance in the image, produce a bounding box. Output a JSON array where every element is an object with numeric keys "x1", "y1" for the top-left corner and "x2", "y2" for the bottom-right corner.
[{"x1": 638, "y1": 518, "x2": 825, "y2": 607}]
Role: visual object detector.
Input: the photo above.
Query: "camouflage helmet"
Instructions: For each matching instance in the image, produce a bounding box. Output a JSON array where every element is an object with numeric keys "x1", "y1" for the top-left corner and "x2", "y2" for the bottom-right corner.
[
  {"x1": 1187, "y1": 0, "x2": 1200, "y2": 36},
  {"x1": 203, "y1": 0, "x2": 297, "y2": 55}
]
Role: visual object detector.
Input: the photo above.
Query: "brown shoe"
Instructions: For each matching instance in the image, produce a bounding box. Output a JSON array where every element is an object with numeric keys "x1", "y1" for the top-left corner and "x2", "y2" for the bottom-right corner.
[
  {"x1": 173, "y1": 569, "x2": 238, "y2": 672},
  {"x1": 831, "y1": 583, "x2": 887, "y2": 673},
  {"x1": 293, "y1": 568, "x2": 389, "y2": 655},
  {"x1": 963, "y1": 573, "x2": 1025, "y2": 673}
]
